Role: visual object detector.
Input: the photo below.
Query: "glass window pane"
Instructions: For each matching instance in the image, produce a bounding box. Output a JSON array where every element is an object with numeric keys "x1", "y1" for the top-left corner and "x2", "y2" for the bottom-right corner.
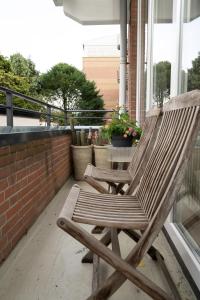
[
  {"x1": 181, "y1": 0, "x2": 200, "y2": 93},
  {"x1": 152, "y1": 0, "x2": 174, "y2": 107},
  {"x1": 174, "y1": 0, "x2": 200, "y2": 261}
]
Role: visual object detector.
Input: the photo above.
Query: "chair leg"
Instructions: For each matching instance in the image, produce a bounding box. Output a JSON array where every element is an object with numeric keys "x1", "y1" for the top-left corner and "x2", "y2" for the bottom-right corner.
[
  {"x1": 58, "y1": 219, "x2": 172, "y2": 300},
  {"x1": 85, "y1": 228, "x2": 162, "y2": 263},
  {"x1": 85, "y1": 244, "x2": 172, "y2": 300},
  {"x1": 111, "y1": 228, "x2": 121, "y2": 256},
  {"x1": 116, "y1": 183, "x2": 125, "y2": 194},
  {"x1": 91, "y1": 226, "x2": 105, "y2": 234},
  {"x1": 82, "y1": 230, "x2": 121, "y2": 263},
  {"x1": 123, "y1": 229, "x2": 163, "y2": 261},
  {"x1": 156, "y1": 251, "x2": 182, "y2": 300},
  {"x1": 92, "y1": 254, "x2": 100, "y2": 293},
  {"x1": 86, "y1": 231, "x2": 176, "y2": 300},
  {"x1": 84, "y1": 228, "x2": 160, "y2": 263}
]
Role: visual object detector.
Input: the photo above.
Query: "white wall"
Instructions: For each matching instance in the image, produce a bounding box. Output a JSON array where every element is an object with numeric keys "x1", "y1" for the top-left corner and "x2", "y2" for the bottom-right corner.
[{"x1": 0, "y1": 115, "x2": 40, "y2": 127}]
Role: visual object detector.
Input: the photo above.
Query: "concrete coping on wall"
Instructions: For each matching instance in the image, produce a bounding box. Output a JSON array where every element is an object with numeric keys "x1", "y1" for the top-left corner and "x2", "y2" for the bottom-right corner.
[
  {"x1": 0, "y1": 125, "x2": 101, "y2": 134},
  {"x1": 0, "y1": 126, "x2": 71, "y2": 147}
]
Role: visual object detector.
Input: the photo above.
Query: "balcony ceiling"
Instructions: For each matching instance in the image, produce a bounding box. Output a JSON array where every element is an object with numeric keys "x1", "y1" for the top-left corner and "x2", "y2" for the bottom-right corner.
[
  {"x1": 53, "y1": 0, "x2": 200, "y2": 25},
  {"x1": 53, "y1": 0, "x2": 129, "y2": 25}
]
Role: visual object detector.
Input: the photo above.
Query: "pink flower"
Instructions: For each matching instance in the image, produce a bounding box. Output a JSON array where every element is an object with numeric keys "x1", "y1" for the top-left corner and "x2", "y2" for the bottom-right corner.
[
  {"x1": 128, "y1": 127, "x2": 133, "y2": 132},
  {"x1": 132, "y1": 131, "x2": 137, "y2": 137}
]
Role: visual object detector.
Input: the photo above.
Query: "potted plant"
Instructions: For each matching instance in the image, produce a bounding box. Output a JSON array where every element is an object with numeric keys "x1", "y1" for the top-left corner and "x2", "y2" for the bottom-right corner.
[{"x1": 102, "y1": 108, "x2": 142, "y2": 147}]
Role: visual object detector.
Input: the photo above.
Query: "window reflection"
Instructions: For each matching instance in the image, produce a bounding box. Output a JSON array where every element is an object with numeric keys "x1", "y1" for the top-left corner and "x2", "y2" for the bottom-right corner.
[
  {"x1": 175, "y1": 0, "x2": 200, "y2": 260},
  {"x1": 152, "y1": 0, "x2": 174, "y2": 107}
]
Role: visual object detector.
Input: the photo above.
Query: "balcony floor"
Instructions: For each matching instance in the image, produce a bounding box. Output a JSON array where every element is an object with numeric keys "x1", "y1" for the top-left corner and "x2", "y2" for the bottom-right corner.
[{"x1": 0, "y1": 178, "x2": 196, "y2": 300}]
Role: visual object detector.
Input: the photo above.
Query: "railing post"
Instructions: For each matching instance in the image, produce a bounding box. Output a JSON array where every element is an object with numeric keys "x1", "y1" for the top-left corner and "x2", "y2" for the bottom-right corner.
[
  {"x1": 6, "y1": 91, "x2": 13, "y2": 127},
  {"x1": 64, "y1": 111, "x2": 67, "y2": 126},
  {"x1": 46, "y1": 105, "x2": 51, "y2": 127}
]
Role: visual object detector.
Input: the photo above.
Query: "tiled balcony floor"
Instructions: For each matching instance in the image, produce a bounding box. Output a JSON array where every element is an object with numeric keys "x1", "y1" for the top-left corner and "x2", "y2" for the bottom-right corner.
[{"x1": 0, "y1": 178, "x2": 196, "y2": 300}]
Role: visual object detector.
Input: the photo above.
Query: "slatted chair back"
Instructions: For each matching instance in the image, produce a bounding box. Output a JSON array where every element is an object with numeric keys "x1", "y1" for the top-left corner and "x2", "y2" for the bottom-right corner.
[
  {"x1": 127, "y1": 108, "x2": 161, "y2": 179},
  {"x1": 136, "y1": 90, "x2": 200, "y2": 222}
]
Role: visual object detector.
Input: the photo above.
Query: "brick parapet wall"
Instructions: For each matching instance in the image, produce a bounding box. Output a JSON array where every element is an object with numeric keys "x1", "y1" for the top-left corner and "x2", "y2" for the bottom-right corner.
[{"x1": 0, "y1": 133, "x2": 72, "y2": 263}]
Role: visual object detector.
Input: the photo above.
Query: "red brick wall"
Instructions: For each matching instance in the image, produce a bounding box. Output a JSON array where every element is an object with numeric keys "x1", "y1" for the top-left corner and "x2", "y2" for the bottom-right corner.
[
  {"x1": 128, "y1": 0, "x2": 138, "y2": 120},
  {"x1": 0, "y1": 133, "x2": 72, "y2": 263}
]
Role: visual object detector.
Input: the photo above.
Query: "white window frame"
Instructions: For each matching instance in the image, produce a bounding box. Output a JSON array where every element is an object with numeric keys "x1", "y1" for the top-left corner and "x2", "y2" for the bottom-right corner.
[{"x1": 142, "y1": 0, "x2": 200, "y2": 289}]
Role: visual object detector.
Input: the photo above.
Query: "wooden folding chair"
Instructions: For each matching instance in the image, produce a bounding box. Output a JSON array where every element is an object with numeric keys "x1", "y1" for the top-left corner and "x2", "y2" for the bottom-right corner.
[
  {"x1": 84, "y1": 107, "x2": 161, "y2": 195},
  {"x1": 85, "y1": 107, "x2": 162, "y2": 235},
  {"x1": 57, "y1": 90, "x2": 200, "y2": 300}
]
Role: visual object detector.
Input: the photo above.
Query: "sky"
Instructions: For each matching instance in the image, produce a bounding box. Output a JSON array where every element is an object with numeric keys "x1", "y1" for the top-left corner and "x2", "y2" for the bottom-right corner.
[
  {"x1": 0, "y1": 0, "x2": 119, "y2": 73},
  {"x1": 1, "y1": 0, "x2": 199, "y2": 74},
  {"x1": 153, "y1": 17, "x2": 200, "y2": 71}
]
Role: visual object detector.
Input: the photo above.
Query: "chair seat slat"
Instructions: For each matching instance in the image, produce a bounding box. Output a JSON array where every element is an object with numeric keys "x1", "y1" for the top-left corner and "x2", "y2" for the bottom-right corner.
[{"x1": 72, "y1": 216, "x2": 148, "y2": 230}]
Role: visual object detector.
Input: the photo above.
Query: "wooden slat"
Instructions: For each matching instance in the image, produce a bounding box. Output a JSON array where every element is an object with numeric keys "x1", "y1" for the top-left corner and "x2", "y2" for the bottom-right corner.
[
  {"x1": 76, "y1": 201, "x2": 141, "y2": 208},
  {"x1": 75, "y1": 206, "x2": 145, "y2": 214},
  {"x1": 72, "y1": 216, "x2": 148, "y2": 230},
  {"x1": 73, "y1": 211, "x2": 147, "y2": 221}
]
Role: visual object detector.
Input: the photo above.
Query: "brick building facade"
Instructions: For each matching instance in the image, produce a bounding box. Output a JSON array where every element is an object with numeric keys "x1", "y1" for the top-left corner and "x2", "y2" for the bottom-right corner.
[{"x1": 83, "y1": 56, "x2": 120, "y2": 110}]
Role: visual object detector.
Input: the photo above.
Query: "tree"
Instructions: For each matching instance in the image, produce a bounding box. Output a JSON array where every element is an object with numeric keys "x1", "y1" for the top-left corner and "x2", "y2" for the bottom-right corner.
[
  {"x1": 0, "y1": 53, "x2": 41, "y2": 111},
  {"x1": 0, "y1": 54, "x2": 30, "y2": 103},
  {"x1": 40, "y1": 63, "x2": 105, "y2": 124},
  {"x1": 39, "y1": 63, "x2": 84, "y2": 110},
  {"x1": 10, "y1": 53, "x2": 38, "y2": 78},
  {"x1": 188, "y1": 52, "x2": 200, "y2": 91},
  {"x1": 0, "y1": 54, "x2": 11, "y2": 72},
  {"x1": 78, "y1": 80, "x2": 104, "y2": 125},
  {"x1": 153, "y1": 61, "x2": 171, "y2": 107},
  {"x1": 9, "y1": 53, "x2": 40, "y2": 96}
]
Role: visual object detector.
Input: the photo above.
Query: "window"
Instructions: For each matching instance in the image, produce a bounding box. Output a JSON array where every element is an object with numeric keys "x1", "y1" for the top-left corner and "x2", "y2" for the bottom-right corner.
[
  {"x1": 174, "y1": 0, "x2": 200, "y2": 261},
  {"x1": 152, "y1": 0, "x2": 174, "y2": 107}
]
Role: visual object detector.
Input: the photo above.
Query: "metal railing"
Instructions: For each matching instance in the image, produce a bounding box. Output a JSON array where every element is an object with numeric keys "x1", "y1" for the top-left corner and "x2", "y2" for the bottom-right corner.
[{"x1": 0, "y1": 86, "x2": 114, "y2": 127}]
